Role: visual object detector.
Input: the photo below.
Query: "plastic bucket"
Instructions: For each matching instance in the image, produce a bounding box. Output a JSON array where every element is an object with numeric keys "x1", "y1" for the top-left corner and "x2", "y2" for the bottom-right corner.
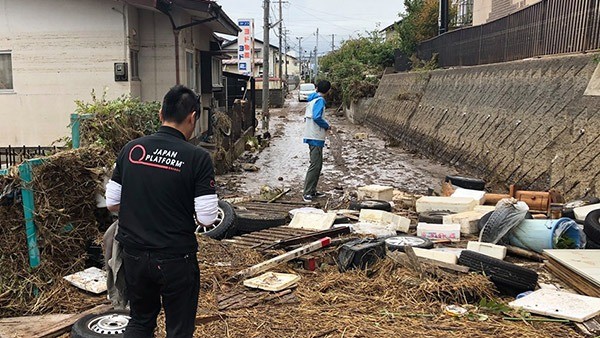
[{"x1": 506, "y1": 217, "x2": 583, "y2": 253}]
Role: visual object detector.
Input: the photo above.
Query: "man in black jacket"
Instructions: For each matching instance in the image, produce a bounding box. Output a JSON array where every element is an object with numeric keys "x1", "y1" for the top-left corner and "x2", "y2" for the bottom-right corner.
[{"x1": 105, "y1": 85, "x2": 218, "y2": 337}]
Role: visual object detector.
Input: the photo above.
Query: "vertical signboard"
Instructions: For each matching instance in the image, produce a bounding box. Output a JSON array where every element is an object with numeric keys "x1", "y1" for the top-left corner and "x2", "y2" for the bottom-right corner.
[{"x1": 237, "y1": 19, "x2": 254, "y2": 76}]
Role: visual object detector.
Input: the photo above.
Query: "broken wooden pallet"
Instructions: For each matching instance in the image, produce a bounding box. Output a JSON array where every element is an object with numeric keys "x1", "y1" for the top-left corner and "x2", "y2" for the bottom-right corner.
[
  {"x1": 217, "y1": 287, "x2": 298, "y2": 311},
  {"x1": 222, "y1": 227, "x2": 316, "y2": 251}
]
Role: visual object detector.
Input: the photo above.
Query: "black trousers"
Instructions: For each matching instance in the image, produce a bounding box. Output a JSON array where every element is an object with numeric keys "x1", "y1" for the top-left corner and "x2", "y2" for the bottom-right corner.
[{"x1": 122, "y1": 247, "x2": 200, "y2": 338}]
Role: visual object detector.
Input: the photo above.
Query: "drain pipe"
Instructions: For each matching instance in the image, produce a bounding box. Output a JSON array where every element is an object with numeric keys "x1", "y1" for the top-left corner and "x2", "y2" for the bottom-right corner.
[{"x1": 158, "y1": 4, "x2": 220, "y2": 86}]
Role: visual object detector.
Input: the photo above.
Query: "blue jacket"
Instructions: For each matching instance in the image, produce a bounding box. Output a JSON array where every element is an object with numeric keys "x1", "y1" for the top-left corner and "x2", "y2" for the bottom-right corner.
[{"x1": 303, "y1": 92, "x2": 329, "y2": 147}]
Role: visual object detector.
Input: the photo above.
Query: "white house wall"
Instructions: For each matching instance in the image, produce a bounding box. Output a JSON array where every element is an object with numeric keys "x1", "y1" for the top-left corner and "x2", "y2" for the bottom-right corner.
[{"x1": 0, "y1": 0, "x2": 131, "y2": 145}]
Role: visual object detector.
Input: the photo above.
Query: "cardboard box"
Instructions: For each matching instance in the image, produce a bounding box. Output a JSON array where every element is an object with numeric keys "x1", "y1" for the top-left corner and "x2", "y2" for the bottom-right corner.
[{"x1": 416, "y1": 222, "x2": 461, "y2": 242}]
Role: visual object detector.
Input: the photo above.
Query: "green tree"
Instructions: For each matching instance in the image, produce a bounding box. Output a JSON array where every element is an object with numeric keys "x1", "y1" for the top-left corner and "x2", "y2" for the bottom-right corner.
[
  {"x1": 397, "y1": 0, "x2": 440, "y2": 55},
  {"x1": 319, "y1": 30, "x2": 398, "y2": 106}
]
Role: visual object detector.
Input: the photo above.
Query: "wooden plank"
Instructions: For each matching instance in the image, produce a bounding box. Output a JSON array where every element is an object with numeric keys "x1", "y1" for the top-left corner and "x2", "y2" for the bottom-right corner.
[
  {"x1": 0, "y1": 314, "x2": 72, "y2": 338},
  {"x1": 545, "y1": 259, "x2": 600, "y2": 298},
  {"x1": 33, "y1": 304, "x2": 112, "y2": 338},
  {"x1": 543, "y1": 250, "x2": 600, "y2": 287}
]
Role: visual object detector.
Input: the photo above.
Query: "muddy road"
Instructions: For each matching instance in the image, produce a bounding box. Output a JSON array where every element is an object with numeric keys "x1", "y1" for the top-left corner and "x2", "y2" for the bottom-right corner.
[{"x1": 219, "y1": 94, "x2": 459, "y2": 200}]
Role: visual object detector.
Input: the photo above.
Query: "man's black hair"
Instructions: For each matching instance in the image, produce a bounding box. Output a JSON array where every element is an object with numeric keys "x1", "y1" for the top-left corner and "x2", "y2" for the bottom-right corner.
[
  {"x1": 161, "y1": 85, "x2": 200, "y2": 123},
  {"x1": 316, "y1": 80, "x2": 331, "y2": 94}
]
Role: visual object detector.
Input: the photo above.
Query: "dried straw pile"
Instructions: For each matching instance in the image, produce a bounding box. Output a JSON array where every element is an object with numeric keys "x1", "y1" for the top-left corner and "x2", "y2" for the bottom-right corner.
[
  {"x1": 0, "y1": 147, "x2": 111, "y2": 317},
  {"x1": 153, "y1": 238, "x2": 581, "y2": 337}
]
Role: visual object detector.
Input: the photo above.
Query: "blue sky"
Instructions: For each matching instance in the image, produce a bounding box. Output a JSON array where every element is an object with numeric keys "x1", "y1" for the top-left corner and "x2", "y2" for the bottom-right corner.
[{"x1": 215, "y1": 0, "x2": 405, "y2": 57}]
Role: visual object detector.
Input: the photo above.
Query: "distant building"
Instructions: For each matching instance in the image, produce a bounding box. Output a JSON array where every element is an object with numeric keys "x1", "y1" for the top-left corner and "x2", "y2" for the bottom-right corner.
[
  {"x1": 0, "y1": 0, "x2": 239, "y2": 145},
  {"x1": 380, "y1": 21, "x2": 402, "y2": 41},
  {"x1": 221, "y1": 38, "x2": 300, "y2": 80},
  {"x1": 473, "y1": 0, "x2": 542, "y2": 25}
]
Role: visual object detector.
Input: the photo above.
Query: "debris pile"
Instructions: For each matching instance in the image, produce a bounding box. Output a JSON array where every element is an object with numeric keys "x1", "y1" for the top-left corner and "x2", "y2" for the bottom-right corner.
[{"x1": 0, "y1": 147, "x2": 111, "y2": 317}]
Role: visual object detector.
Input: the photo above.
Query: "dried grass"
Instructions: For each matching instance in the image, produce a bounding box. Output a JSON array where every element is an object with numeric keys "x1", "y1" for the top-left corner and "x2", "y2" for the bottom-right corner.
[
  {"x1": 0, "y1": 147, "x2": 111, "y2": 317},
  {"x1": 152, "y1": 238, "x2": 581, "y2": 338}
]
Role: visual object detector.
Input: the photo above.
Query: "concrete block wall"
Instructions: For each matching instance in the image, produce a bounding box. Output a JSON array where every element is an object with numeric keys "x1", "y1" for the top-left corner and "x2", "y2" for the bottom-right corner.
[{"x1": 364, "y1": 53, "x2": 600, "y2": 199}]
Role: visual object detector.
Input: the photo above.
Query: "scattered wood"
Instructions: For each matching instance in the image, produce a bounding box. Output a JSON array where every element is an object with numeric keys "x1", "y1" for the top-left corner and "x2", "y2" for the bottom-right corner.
[
  {"x1": 402, "y1": 246, "x2": 423, "y2": 275},
  {"x1": 544, "y1": 256, "x2": 600, "y2": 298},
  {"x1": 0, "y1": 314, "x2": 72, "y2": 338},
  {"x1": 33, "y1": 303, "x2": 112, "y2": 338},
  {"x1": 195, "y1": 314, "x2": 227, "y2": 325},
  {"x1": 506, "y1": 245, "x2": 545, "y2": 262},
  {"x1": 217, "y1": 288, "x2": 297, "y2": 311},
  {"x1": 232, "y1": 237, "x2": 332, "y2": 281},
  {"x1": 267, "y1": 188, "x2": 291, "y2": 203},
  {"x1": 387, "y1": 251, "x2": 469, "y2": 274},
  {"x1": 575, "y1": 316, "x2": 600, "y2": 336}
]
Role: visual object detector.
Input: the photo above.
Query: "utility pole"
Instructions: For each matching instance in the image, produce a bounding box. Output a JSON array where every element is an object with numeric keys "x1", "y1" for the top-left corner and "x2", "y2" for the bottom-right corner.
[
  {"x1": 331, "y1": 34, "x2": 335, "y2": 52},
  {"x1": 314, "y1": 28, "x2": 319, "y2": 80},
  {"x1": 278, "y1": 0, "x2": 283, "y2": 86},
  {"x1": 296, "y1": 37, "x2": 303, "y2": 79},
  {"x1": 262, "y1": 0, "x2": 270, "y2": 131},
  {"x1": 284, "y1": 29, "x2": 289, "y2": 79}
]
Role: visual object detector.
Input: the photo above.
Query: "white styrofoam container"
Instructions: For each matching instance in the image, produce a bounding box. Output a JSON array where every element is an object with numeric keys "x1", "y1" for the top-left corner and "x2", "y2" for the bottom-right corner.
[
  {"x1": 443, "y1": 210, "x2": 487, "y2": 234},
  {"x1": 416, "y1": 196, "x2": 478, "y2": 213},
  {"x1": 357, "y1": 185, "x2": 394, "y2": 201},
  {"x1": 474, "y1": 205, "x2": 496, "y2": 213},
  {"x1": 451, "y1": 188, "x2": 486, "y2": 205},
  {"x1": 416, "y1": 222, "x2": 461, "y2": 242},
  {"x1": 466, "y1": 241, "x2": 507, "y2": 260},
  {"x1": 359, "y1": 209, "x2": 410, "y2": 233},
  {"x1": 413, "y1": 247, "x2": 458, "y2": 264},
  {"x1": 573, "y1": 203, "x2": 600, "y2": 221}
]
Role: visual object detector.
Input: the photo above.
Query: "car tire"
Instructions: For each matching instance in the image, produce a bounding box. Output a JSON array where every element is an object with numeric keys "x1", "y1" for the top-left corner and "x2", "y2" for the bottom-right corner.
[
  {"x1": 586, "y1": 238, "x2": 600, "y2": 249},
  {"x1": 583, "y1": 209, "x2": 600, "y2": 244},
  {"x1": 418, "y1": 210, "x2": 454, "y2": 224},
  {"x1": 385, "y1": 235, "x2": 434, "y2": 252},
  {"x1": 445, "y1": 175, "x2": 486, "y2": 191},
  {"x1": 235, "y1": 211, "x2": 288, "y2": 233},
  {"x1": 458, "y1": 250, "x2": 538, "y2": 293},
  {"x1": 196, "y1": 200, "x2": 236, "y2": 240},
  {"x1": 349, "y1": 200, "x2": 392, "y2": 212},
  {"x1": 71, "y1": 310, "x2": 130, "y2": 338}
]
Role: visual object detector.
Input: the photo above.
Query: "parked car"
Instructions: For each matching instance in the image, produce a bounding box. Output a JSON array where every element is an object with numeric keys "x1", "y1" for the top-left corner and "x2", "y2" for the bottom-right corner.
[{"x1": 298, "y1": 83, "x2": 316, "y2": 102}]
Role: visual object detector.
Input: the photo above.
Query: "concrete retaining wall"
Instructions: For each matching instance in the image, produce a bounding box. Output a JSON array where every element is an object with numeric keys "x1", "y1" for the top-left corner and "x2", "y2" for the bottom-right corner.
[{"x1": 364, "y1": 53, "x2": 600, "y2": 199}]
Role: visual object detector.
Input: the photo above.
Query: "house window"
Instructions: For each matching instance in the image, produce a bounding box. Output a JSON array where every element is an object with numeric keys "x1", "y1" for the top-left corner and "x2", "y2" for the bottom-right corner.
[
  {"x1": 0, "y1": 52, "x2": 13, "y2": 91},
  {"x1": 211, "y1": 58, "x2": 222, "y2": 87},
  {"x1": 130, "y1": 50, "x2": 139, "y2": 80}
]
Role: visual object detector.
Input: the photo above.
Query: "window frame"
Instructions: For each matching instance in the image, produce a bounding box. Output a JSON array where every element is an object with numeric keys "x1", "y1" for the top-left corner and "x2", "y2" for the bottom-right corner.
[{"x1": 0, "y1": 51, "x2": 14, "y2": 93}]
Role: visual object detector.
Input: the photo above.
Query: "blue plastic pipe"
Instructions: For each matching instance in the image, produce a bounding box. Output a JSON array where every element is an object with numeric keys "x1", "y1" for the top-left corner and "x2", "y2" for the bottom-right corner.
[
  {"x1": 18, "y1": 159, "x2": 43, "y2": 269},
  {"x1": 70, "y1": 113, "x2": 81, "y2": 149}
]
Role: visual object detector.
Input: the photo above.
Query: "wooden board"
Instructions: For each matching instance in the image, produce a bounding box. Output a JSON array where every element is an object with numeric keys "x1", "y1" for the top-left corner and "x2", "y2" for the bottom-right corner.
[
  {"x1": 545, "y1": 259, "x2": 600, "y2": 298},
  {"x1": 0, "y1": 314, "x2": 72, "y2": 338},
  {"x1": 509, "y1": 289, "x2": 600, "y2": 322},
  {"x1": 543, "y1": 250, "x2": 600, "y2": 287}
]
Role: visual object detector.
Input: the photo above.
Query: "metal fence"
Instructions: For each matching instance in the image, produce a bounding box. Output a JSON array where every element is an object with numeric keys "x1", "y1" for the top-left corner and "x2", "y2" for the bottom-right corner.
[
  {"x1": 417, "y1": 0, "x2": 600, "y2": 67},
  {"x1": 0, "y1": 146, "x2": 59, "y2": 169}
]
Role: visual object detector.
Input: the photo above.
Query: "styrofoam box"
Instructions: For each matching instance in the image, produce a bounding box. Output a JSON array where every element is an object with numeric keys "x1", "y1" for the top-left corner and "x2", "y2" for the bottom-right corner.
[
  {"x1": 416, "y1": 222, "x2": 461, "y2": 242},
  {"x1": 451, "y1": 188, "x2": 486, "y2": 205},
  {"x1": 413, "y1": 247, "x2": 458, "y2": 264},
  {"x1": 443, "y1": 210, "x2": 487, "y2": 234},
  {"x1": 466, "y1": 241, "x2": 507, "y2": 260},
  {"x1": 359, "y1": 209, "x2": 410, "y2": 233},
  {"x1": 357, "y1": 185, "x2": 394, "y2": 202},
  {"x1": 416, "y1": 196, "x2": 478, "y2": 213}
]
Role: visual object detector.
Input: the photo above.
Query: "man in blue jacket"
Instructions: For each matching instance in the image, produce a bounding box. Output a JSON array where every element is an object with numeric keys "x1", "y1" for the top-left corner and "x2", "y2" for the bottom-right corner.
[{"x1": 302, "y1": 80, "x2": 332, "y2": 202}]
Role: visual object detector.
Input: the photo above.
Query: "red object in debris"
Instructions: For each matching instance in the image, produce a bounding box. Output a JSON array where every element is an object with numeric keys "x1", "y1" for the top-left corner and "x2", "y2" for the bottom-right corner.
[{"x1": 320, "y1": 237, "x2": 332, "y2": 247}]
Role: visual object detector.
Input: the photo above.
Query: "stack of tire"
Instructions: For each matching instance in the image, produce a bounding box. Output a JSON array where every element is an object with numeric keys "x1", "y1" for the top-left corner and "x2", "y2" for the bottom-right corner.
[{"x1": 584, "y1": 209, "x2": 600, "y2": 249}]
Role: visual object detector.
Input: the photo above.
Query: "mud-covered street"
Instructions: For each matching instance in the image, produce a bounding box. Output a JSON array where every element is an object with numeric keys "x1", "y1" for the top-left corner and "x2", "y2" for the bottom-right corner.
[{"x1": 220, "y1": 93, "x2": 459, "y2": 199}]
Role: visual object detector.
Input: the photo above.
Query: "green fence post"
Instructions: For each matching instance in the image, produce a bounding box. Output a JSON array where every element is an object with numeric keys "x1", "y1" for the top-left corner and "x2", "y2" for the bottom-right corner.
[
  {"x1": 71, "y1": 113, "x2": 93, "y2": 149},
  {"x1": 18, "y1": 159, "x2": 43, "y2": 269},
  {"x1": 71, "y1": 113, "x2": 81, "y2": 149}
]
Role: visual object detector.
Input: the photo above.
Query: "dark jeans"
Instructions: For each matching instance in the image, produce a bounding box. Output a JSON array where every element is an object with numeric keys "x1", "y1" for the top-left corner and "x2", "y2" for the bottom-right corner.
[
  {"x1": 122, "y1": 247, "x2": 199, "y2": 338},
  {"x1": 303, "y1": 145, "x2": 323, "y2": 196}
]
